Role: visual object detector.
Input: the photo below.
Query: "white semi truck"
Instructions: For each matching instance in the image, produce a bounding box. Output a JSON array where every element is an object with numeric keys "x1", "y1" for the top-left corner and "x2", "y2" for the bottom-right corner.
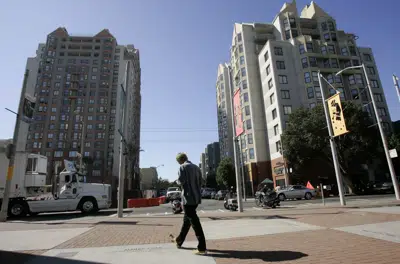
[{"x1": 0, "y1": 152, "x2": 112, "y2": 217}]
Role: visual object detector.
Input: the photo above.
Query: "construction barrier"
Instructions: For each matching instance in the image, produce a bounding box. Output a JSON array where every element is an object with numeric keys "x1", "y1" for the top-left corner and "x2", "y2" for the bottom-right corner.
[
  {"x1": 127, "y1": 197, "x2": 163, "y2": 208},
  {"x1": 158, "y1": 196, "x2": 166, "y2": 205}
]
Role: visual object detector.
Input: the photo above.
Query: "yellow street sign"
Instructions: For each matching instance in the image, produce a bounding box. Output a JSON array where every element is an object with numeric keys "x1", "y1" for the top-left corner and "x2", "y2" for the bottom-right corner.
[{"x1": 327, "y1": 93, "x2": 349, "y2": 137}]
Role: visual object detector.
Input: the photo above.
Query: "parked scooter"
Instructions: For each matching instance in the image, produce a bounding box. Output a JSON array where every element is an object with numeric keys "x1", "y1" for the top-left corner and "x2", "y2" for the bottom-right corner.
[
  {"x1": 223, "y1": 187, "x2": 238, "y2": 211},
  {"x1": 171, "y1": 193, "x2": 183, "y2": 214}
]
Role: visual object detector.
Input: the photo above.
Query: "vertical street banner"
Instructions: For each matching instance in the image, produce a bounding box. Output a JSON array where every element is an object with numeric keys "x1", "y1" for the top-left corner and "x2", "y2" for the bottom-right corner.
[
  {"x1": 327, "y1": 93, "x2": 349, "y2": 137},
  {"x1": 118, "y1": 85, "x2": 127, "y2": 135},
  {"x1": 233, "y1": 89, "x2": 244, "y2": 136},
  {"x1": 22, "y1": 94, "x2": 36, "y2": 123}
]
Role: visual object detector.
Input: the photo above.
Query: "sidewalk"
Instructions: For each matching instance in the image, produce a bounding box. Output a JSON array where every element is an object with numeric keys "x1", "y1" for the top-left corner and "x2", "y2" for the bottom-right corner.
[{"x1": 1, "y1": 205, "x2": 400, "y2": 263}]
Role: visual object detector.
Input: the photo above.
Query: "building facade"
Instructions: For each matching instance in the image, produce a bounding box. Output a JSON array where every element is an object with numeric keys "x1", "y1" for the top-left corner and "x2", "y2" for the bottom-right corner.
[
  {"x1": 140, "y1": 167, "x2": 158, "y2": 190},
  {"x1": 216, "y1": 64, "x2": 234, "y2": 160},
  {"x1": 199, "y1": 152, "x2": 206, "y2": 181},
  {"x1": 219, "y1": 1, "x2": 392, "y2": 190},
  {"x1": 204, "y1": 142, "x2": 221, "y2": 179},
  {"x1": 23, "y1": 28, "x2": 141, "y2": 193}
]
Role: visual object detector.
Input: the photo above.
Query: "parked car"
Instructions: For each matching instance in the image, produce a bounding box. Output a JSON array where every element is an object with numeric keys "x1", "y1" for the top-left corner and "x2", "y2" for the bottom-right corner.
[
  {"x1": 210, "y1": 191, "x2": 217, "y2": 199},
  {"x1": 214, "y1": 190, "x2": 228, "y2": 200},
  {"x1": 201, "y1": 188, "x2": 216, "y2": 199},
  {"x1": 276, "y1": 185, "x2": 316, "y2": 201}
]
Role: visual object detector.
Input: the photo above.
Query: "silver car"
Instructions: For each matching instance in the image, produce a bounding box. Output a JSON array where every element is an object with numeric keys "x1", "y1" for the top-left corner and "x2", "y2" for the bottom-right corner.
[{"x1": 276, "y1": 185, "x2": 316, "y2": 201}]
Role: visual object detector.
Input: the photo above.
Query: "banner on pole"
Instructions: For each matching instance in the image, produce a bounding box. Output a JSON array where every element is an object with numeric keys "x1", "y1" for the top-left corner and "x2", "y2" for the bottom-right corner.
[
  {"x1": 393, "y1": 74, "x2": 400, "y2": 103},
  {"x1": 327, "y1": 93, "x2": 349, "y2": 137}
]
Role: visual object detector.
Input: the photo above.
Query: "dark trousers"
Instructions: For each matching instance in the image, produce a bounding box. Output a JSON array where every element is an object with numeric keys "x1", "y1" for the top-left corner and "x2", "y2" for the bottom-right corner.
[{"x1": 176, "y1": 204, "x2": 206, "y2": 251}]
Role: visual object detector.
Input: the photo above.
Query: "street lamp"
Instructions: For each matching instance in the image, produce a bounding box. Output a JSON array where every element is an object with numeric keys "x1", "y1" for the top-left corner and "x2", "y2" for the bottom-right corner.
[
  {"x1": 225, "y1": 63, "x2": 244, "y2": 213},
  {"x1": 317, "y1": 71, "x2": 346, "y2": 206},
  {"x1": 336, "y1": 64, "x2": 400, "y2": 200}
]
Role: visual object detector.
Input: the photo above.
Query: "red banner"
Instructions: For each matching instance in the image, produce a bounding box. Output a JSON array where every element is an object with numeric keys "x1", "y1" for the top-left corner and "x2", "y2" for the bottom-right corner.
[{"x1": 233, "y1": 89, "x2": 244, "y2": 136}]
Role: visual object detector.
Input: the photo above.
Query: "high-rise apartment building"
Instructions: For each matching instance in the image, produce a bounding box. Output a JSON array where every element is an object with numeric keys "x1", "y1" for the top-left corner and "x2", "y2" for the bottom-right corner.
[
  {"x1": 216, "y1": 64, "x2": 234, "y2": 159},
  {"x1": 204, "y1": 142, "x2": 221, "y2": 179},
  {"x1": 218, "y1": 1, "x2": 392, "y2": 191},
  {"x1": 24, "y1": 28, "x2": 141, "y2": 193}
]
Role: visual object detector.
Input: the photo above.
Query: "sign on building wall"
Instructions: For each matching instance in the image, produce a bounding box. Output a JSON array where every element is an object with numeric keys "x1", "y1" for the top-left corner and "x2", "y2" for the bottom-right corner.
[
  {"x1": 233, "y1": 89, "x2": 244, "y2": 136},
  {"x1": 327, "y1": 93, "x2": 349, "y2": 137}
]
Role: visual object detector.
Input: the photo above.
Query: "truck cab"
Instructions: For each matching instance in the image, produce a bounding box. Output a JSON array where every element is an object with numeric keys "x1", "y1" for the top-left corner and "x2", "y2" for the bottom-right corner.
[{"x1": 1, "y1": 154, "x2": 112, "y2": 218}]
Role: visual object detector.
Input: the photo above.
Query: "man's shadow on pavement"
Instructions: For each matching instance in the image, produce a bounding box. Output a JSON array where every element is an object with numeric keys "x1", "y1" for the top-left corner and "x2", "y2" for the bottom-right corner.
[{"x1": 181, "y1": 247, "x2": 307, "y2": 262}]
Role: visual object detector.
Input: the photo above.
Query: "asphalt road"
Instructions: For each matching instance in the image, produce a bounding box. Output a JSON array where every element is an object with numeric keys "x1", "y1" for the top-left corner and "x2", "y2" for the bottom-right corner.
[{"x1": 9, "y1": 193, "x2": 396, "y2": 222}]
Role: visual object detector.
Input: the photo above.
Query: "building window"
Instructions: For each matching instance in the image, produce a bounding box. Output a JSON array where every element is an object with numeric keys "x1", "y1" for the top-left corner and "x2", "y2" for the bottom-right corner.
[
  {"x1": 374, "y1": 93, "x2": 383, "y2": 102},
  {"x1": 307, "y1": 87, "x2": 314, "y2": 98},
  {"x1": 274, "y1": 47, "x2": 283, "y2": 56},
  {"x1": 327, "y1": 20, "x2": 335, "y2": 31},
  {"x1": 281, "y1": 90, "x2": 290, "y2": 99},
  {"x1": 355, "y1": 74, "x2": 363, "y2": 85},
  {"x1": 341, "y1": 47, "x2": 348, "y2": 56},
  {"x1": 348, "y1": 75, "x2": 356, "y2": 85},
  {"x1": 335, "y1": 75, "x2": 342, "y2": 83},
  {"x1": 279, "y1": 75, "x2": 288, "y2": 84},
  {"x1": 331, "y1": 33, "x2": 337, "y2": 41},
  {"x1": 270, "y1": 93, "x2": 275, "y2": 104},
  {"x1": 246, "y1": 119, "x2": 252, "y2": 130},
  {"x1": 283, "y1": 105, "x2": 292, "y2": 115},
  {"x1": 53, "y1": 90, "x2": 59, "y2": 96},
  {"x1": 309, "y1": 57, "x2": 317, "y2": 67},
  {"x1": 314, "y1": 86, "x2": 322, "y2": 99},
  {"x1": 327, "y1": 74, "x2": 334, "y2": 84},
  {"x1": 274, "y1": 125, "x2": 279, "y2": 136},
  {"x1": 268, "y1": 79, "x2": 273, "y2": 89},
  {"x1": 237, "y1": 33, "x2": 242, "y2": 42},
  {"x1": 309, "y1": 103, "x2": 316, "y2": 109},
  {"x1": 351, "y1": 89, "x2": 359, "y2": 99},
  {"x1": 353, "y1": 60, "x2": 360, "y2": 66},
  {"x1": 242, "y1": 80, "x2": 248, "y2": 89},
  {"x1": 272, "y1": 109, "x2": 277, "y2": 119},
  {"x1": 301, "y1": 57, "x2": 308, "y2": 68},
  {"x1": 304, "y1": 72, "x2": 311, "y2": 83},
  {"x1": 364, "y1": 54, "x2": 372, "y2": 61},
  {"x1": 331, "y1": 59, "x2": 339, "y2": 68},
  {"x1": 306, "y1": 42, "x2": 313, "y2": 52},
  {"x1": 241, "y1": 68, "x2": 246, "y2": 77},
  {"x1": 367, "y1": 66, "x2": 376, "y2": 75},
  {"x1": 264, "y1": 50, "x2": 269, "y2": 61},
  {"x1": 324, "y1": 33, "x2": 330, "y2": 41},
  {"x1": 337, "y1": 88, "x2": 345, "y2": 100},
  {"x1": 239, "y1": 44, "x2": 244, "y2": 53},
  {"x1": 378, "y1": 107, "x2": 387, "y2": 117},
  {"x1": 276, "y1": 61, "x2": 285, "y2": 70},
  {"x1": 240, "y1": 56, "x2": 245, "y2": 65},
  {"x1": 370, "y1": 80, "x2": 379, "y2": 88},
  {"x1": 54, "y1": 151, "x2": 63, "y2": 157},
  {"x1": 299, "y1": 44, "x2": 305, "y2": 54},
  {"x1": 243, "y1": 92, "x2": 249, "y2": 102},
  {"x1": 321, "y1": 46, "x2": 327, "y2": 55},
  {"x1": 91, "y1": 75, "x2": 97, "y2": 80},
  {"x1": 245, "y1": 105, "x2": 250, "y2": 116},
  {"x1": 276, "y1": 141, "x2": 282, "y2": 153},
  {"x1": 266, "y1": 65, "x2": 271, "y2": 75},
  {"x1": 349, "y1": 46, "x2": 357, "y2": 56},
  {"x1": 247, "y1": 133, "x2": 253, "y2": 144},
  {"x1": 249, "y1": 148, "x2": 255, "y2": 159}
]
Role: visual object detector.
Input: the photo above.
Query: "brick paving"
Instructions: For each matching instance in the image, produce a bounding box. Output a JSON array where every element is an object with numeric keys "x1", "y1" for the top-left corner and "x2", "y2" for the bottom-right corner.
[{"x1": 206, "y1": 229, "x2": 399, "y2": 264}]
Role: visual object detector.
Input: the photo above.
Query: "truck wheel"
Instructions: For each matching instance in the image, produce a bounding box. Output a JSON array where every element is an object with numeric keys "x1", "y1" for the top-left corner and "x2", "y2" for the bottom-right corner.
[
  {"x1": 8, "y1": 200, "x2": 28, "y2": 218},
  {"x1": 80, "y1": 197, "x2": 98, "y2": 214}
]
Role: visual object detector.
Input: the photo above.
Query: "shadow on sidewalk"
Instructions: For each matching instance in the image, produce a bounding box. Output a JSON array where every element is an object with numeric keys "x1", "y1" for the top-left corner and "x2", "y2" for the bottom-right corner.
[
  {"x1": 0, "y1": 250, "x2": 101, "y2": 264},
  {"x1": 207, "y1": 249, "x2": 307, "y2": 262}
]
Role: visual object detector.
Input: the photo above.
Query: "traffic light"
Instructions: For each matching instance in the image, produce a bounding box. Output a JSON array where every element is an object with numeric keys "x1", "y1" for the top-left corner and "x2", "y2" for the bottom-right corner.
[{"x1": 327, "y1": 93, "x2": 349, "y2": 137}]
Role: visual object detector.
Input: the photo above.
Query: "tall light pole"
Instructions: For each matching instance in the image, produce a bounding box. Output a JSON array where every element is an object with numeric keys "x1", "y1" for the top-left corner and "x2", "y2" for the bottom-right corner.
[
  {"x1": 225, "y1": 63, "x2": 243, "y2": 212},
  {"x1": 0, "y1": 70, "x2": 30, "y2": 222},
  {"x1": 317, "y1": 71, "x2": 346, "y2": 206},
  {"x1": 336, "y1": 65, "x2": 400, "y2": 200}
]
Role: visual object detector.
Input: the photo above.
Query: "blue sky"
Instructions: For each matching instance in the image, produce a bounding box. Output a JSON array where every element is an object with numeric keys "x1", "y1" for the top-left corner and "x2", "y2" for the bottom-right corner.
[{"x1": 1, "y1": 0, "x2": 399, "y2": 182}]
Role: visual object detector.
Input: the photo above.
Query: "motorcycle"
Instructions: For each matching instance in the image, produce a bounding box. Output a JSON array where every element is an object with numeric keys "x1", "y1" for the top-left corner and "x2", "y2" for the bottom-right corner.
[
  {"x1": 171, "y1": 193, "x2": 183, "y2": 214},
  {"x1": 255, "y1": 182, "x2": 280, "y2": 208}
]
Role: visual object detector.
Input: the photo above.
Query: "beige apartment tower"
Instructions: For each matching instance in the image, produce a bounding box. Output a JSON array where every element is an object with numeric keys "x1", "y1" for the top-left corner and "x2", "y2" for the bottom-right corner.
[{"x1": 218, "y1": 1, "x2": 392, "y2": 191}]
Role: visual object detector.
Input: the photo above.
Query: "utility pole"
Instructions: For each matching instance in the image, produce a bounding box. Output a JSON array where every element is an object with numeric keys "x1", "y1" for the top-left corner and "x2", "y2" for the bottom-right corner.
[
  {"x1": 225, "y1": 63, "x2": 243, "y2": 212},
  {"x1": 317, "y1": 71, "x2": 346, "y2": 206},
  {"x1": 238, "y1": 137, "x2": 246, "y2": 201},
  {"x1": 117, "y1": 86, "x2": 127, "y2": 218},
  {"x1": 0, "y1": 70, "x2": 30, "y2": 222}
]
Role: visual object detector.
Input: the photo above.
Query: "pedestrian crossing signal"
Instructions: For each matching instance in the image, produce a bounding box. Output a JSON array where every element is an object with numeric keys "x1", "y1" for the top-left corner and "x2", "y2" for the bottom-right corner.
[{"x1": 327, "y1": 93, "x2": 349, "y2": 137}]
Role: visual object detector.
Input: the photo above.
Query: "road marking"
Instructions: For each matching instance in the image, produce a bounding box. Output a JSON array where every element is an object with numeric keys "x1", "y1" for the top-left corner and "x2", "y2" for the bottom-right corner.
[
  {"x1": 108, "y1": 213, "x2": 117, "y2": 217},
  {"x1": 218, "y1": 209, "x2": 225, "y2": 212},
  {"x1": 252, "y1": 207, "x2": 263, "y2": 211}
]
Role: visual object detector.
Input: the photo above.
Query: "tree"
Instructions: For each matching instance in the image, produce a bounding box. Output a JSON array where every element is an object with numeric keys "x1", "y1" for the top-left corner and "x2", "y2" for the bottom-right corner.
[
  {"x1": 281, "y1": 102, "x2": 382, "y2": 190},
  {"x1": 389, "y1": 133, "x2": 400, "y2": 151},
  {"x1": 216, "y1": 157, "x2": 236, "y2": 188}
]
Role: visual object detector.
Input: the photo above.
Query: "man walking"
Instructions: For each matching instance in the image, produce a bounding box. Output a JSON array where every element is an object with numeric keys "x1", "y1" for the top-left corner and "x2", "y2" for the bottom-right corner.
[{"x1": 171, "y1": 153, "x2": 207, "y2": 255}]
